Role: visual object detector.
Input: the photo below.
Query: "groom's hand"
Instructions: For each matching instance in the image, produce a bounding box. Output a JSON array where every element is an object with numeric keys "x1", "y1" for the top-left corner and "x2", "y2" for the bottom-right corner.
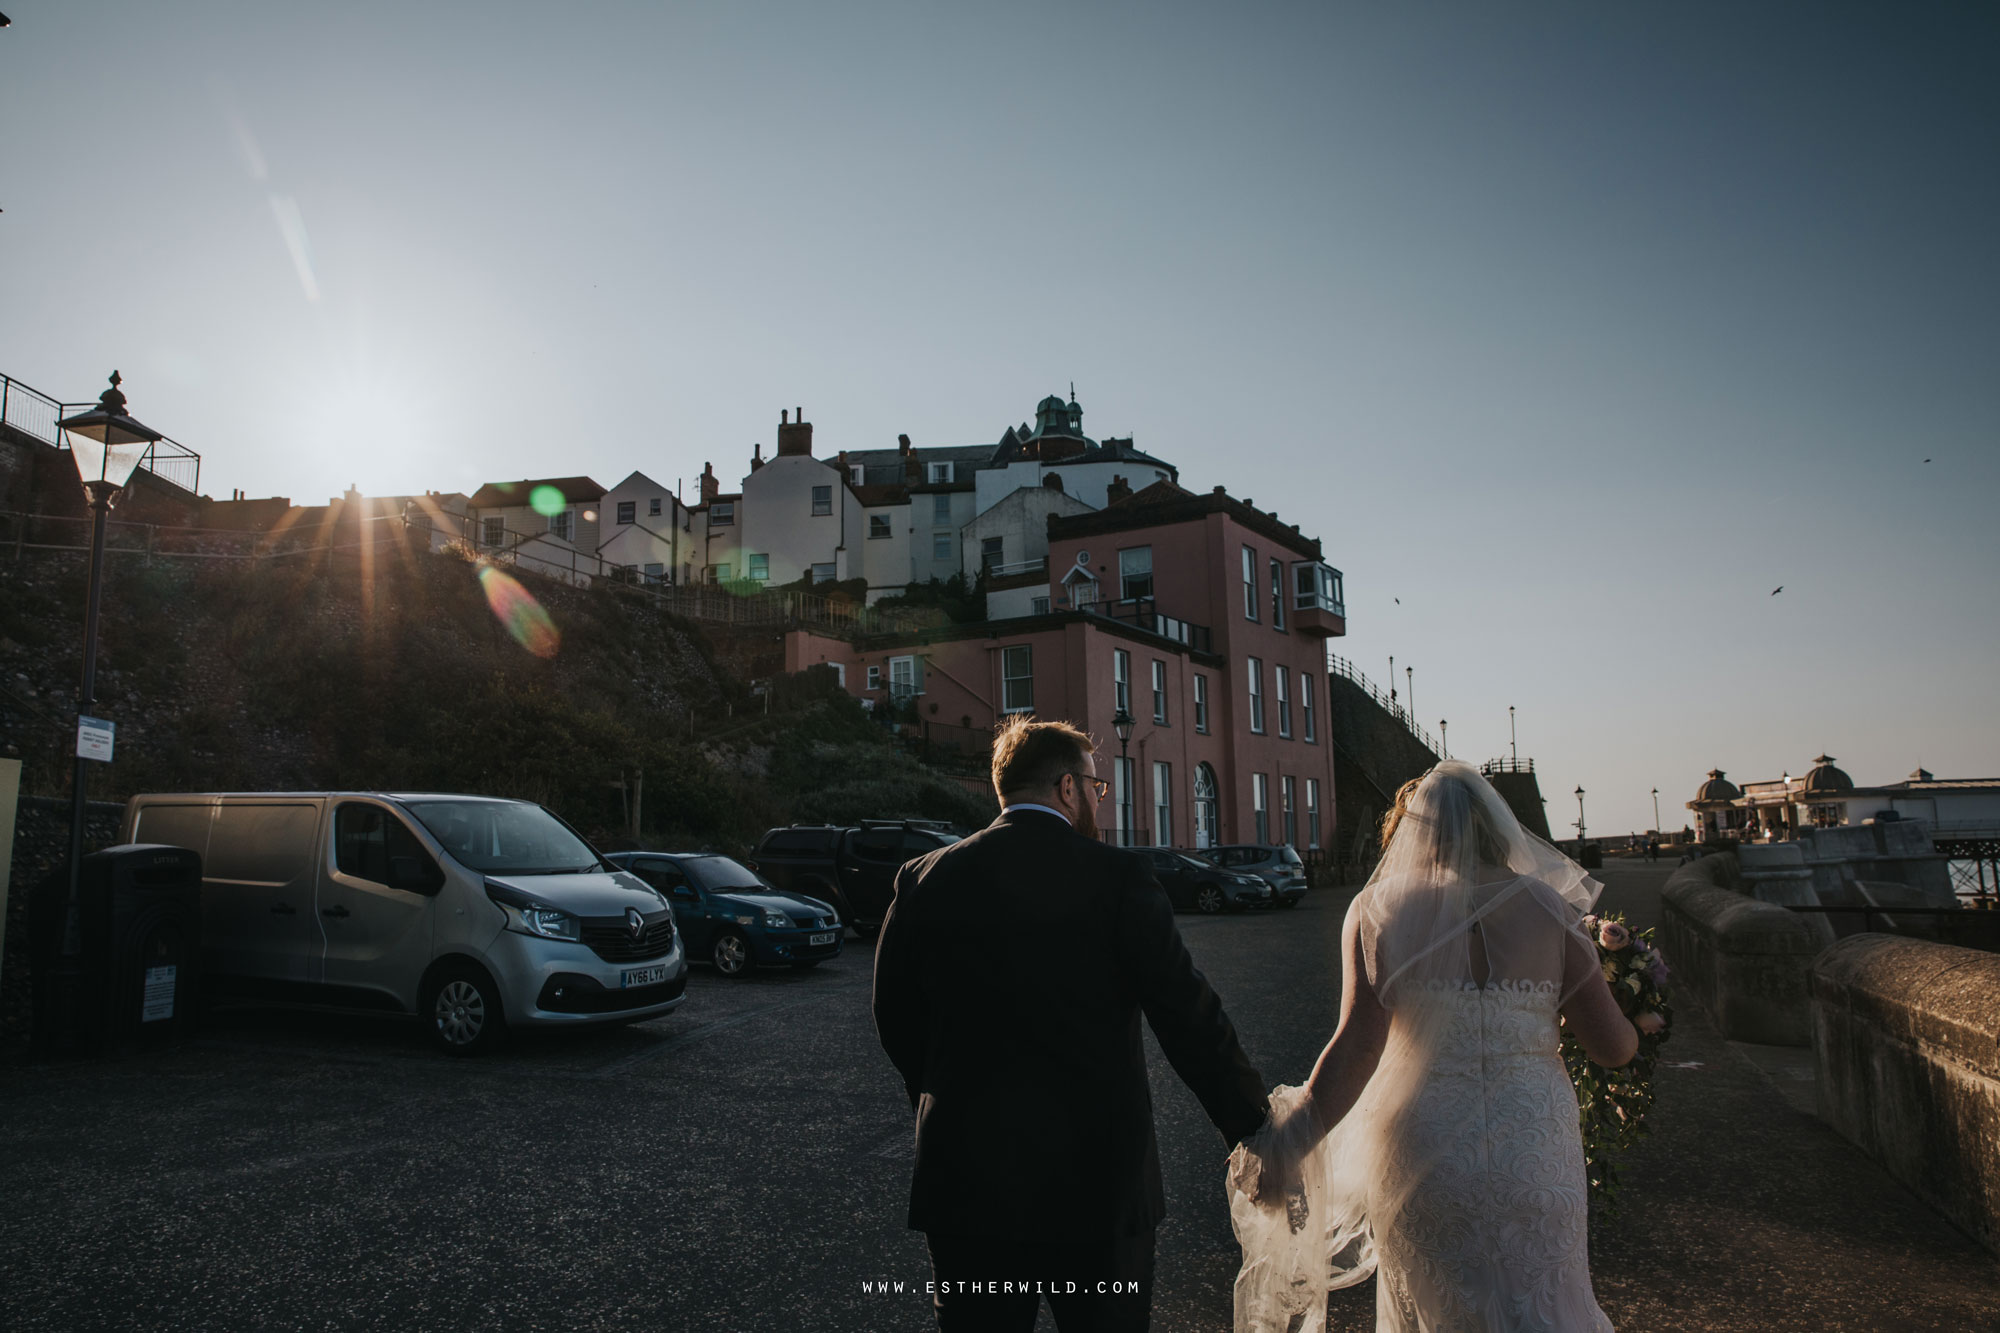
[{"x1": 1249, "y1": 1149, "x2": 1301, "y2": 1209}]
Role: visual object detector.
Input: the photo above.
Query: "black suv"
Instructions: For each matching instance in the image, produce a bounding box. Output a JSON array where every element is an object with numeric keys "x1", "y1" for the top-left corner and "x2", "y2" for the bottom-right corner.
[{"x1": 750, "y1": 821, "x2": 960, "y2": 936}]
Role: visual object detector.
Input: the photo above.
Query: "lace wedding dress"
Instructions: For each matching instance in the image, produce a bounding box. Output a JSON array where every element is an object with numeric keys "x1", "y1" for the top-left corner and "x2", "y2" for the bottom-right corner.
[
  {"x1": 1364, "y1": 979, "x2": 1609, "y2": 1331},
  {"x1": 1230, "y1": 761, "x2": 1616, "y2": 1333}
]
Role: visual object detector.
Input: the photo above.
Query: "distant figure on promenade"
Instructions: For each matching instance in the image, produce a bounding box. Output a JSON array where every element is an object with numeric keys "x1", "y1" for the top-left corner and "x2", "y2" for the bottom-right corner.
[
  {"x1": 1230, "y1": 761, "x2": 1647, "y2": 1332},
  {"x1": 873, "y1": 715, "x2": 1271, "y2": 1331},
  {"x1": 1648, "y1": 838, "x2": 1661, "y2": 862}
]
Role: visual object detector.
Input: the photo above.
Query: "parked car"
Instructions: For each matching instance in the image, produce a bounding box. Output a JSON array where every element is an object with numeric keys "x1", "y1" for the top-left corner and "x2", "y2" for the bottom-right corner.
[
  {"x1": 1194, "y1": 844, "x2": 1309, "y2": 907},
  {"x1": 603, "y1": 852, "x2": 842, "y2": 977},
  {"x1": 748, "y1": 821, "x2": 961, "y2": 936},
  {"x1": 1133, "y1": 847, "x2": 1271, "y2": 913},
  {"x1": 121, "y1": 792, "x2": 687, "y2": 1055}
]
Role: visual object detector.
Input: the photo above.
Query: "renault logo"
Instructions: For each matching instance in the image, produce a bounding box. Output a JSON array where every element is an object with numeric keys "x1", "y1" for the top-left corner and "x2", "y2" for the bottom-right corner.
[{"x1": 625, "y1": 907, "x2": 645, "y2": 938}]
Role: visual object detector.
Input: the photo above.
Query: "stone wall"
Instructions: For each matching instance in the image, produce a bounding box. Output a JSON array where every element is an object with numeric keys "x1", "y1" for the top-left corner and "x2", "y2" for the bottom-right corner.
[
  {"x1": 1324, "y1": 673, "x2": 1437, "y2": 869},
  {"x1": 1813, "y1": 935, "x2": 2000, "y2": 1256},
  {"x1": 1660, "y1": 855, "x2": 1820, "y2": 1045}
]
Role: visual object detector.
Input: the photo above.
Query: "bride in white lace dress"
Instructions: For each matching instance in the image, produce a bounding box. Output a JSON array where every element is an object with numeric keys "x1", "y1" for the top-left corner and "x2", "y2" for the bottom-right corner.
[{"x1": 1229, "y1": 761, "x2": 1643, "y2": 1332}]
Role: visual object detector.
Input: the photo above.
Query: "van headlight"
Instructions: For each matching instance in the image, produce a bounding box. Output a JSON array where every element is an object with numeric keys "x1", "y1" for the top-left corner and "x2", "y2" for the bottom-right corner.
[{"x1": 485, "y1": 880, "x2": 581, "y2": 941}]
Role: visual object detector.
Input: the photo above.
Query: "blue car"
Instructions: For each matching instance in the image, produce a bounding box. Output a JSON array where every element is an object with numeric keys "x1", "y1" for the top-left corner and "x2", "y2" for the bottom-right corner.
[{"x1": 603, "y1": 852, "x2": 843, "y2": 977}]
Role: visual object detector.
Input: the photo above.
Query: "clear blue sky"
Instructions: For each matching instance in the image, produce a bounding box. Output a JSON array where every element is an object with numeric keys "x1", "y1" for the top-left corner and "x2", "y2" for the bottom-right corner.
[{"x1": 4, "y1": 2, "x2": 1996, "y2": 835}]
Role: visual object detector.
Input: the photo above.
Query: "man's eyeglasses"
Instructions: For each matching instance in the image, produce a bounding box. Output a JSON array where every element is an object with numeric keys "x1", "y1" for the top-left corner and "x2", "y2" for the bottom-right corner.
[{"x1": 1075, "y1": 774, "x2": 1111, "y2": 801}]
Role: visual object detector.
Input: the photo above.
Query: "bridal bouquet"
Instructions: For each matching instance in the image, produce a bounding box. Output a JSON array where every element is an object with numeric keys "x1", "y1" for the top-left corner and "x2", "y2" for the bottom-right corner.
[{"x1": 1561, "y1": 911, "x2": 1672, "y2": 1209}]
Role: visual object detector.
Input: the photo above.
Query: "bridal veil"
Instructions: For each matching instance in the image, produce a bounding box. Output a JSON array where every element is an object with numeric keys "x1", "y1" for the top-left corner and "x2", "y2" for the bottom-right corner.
[{"x1": 1228, "y1": 759, "x2": 1606, "y2": 1332}]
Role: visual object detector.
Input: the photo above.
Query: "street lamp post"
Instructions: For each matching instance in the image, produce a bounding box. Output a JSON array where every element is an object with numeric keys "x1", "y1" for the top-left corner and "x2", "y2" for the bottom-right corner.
[
  {"x1": 1574, "y1": 785, "x2": 1587, "y2": 847},
  {"x1": 1509, "y1": 705, "x2": 1517, "y2": 766},
  {"x1": 1406, "y1": 666, "x2": 1415, "y2": 731},
  {"x1": 1387, "y1": 655, "x2": 1396, "y2": 714},
  {"x1": 1652, "y1": 787, "x2": 1661, "y2": 836},
  {"x1": 45, "y1": 372, "x2": 160, "y2": 1051},
  {"x1": 1439, "y1": 719, "x2": 1448, "y2": 759},
  {"x1": 1112, "y1": 708, "x2": 1135, "y2": 847}
]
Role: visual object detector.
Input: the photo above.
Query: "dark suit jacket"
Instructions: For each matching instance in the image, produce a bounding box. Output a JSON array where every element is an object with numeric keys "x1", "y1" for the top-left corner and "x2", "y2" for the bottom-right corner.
[{"x1": 872, "y1": 807, "x2": 1270, "y2": 1240}]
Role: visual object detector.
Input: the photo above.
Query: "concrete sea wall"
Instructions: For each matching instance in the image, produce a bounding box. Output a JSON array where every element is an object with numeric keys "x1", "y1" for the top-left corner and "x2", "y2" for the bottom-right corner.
[
  {"x1": 1660, "y1": 854, "x2": 1819, "y2": 1045},
  {"x1": 1813, "y1": 936, "x2": 2000, "y2": 1256}
]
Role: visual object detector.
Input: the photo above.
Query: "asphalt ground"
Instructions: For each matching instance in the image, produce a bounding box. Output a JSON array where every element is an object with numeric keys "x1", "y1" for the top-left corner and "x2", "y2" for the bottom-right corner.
[{"x1": 1, "y1": 864, "x2": 1996, "y2": 1332}]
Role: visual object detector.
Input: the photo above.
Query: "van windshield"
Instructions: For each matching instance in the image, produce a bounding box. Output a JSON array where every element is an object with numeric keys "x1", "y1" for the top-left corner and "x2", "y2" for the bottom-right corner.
[{"x1": 404, "y1": 800, "x2": 601, "y2": 874}]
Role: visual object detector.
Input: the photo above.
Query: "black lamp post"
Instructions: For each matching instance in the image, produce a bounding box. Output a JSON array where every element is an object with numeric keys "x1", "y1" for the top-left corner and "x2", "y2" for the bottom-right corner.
[
  {"x1": 1439, "y1": 719, "x2": 1448, "y2": 759},
  {"x1": 1509, "y1": 705, "x2": 1517, "y2": 766},
  {"x1": 1406, "y1": 665, "x2": 1414, "y2": 726},
  {"x1": 1111, "y1": 708, "x2": 1135, "y2": 846},
  {"x1": 1574, "y1": 785, "x2": 1587, "y2": 846},
  {"x1": 46, "y1": 372, "x2": 159, "y2": 1046},
  {"x1": 1652, "y1": 787, "x2": 1660, "y2": 835}
]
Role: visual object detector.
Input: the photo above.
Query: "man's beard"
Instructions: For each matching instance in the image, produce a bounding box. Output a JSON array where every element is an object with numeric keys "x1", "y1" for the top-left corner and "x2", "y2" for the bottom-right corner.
[{"x1": 1074, "y1": 794, "x2": 1099, "y2": 839}]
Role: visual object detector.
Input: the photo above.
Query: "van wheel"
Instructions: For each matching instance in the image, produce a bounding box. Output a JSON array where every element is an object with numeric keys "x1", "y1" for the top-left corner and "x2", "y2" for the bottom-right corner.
[
  {"x1": 1196, "y1": 886, "x2": 1225, "y2": 914},
  {"x1": 712, "y1": 931, "x2": 753, "y2": 977},
  {"x1": 422, "y1": 962, "x2": 506, "y2": 1056}
]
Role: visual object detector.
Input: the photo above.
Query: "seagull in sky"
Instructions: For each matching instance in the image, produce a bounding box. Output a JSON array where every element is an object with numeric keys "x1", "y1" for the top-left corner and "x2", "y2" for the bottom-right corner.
[
  {"x1": 1394, "y1": 597, "x2": 1400, "y2": 605},
  {"x1": 1771, "y1": 586, "x2": 1784, "y2": 596}
]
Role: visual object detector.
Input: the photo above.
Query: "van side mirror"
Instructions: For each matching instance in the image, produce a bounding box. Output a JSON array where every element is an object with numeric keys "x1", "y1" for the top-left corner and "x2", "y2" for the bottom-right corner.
[{"x1": 389, "y1": 855, "x2": 445, "y2": 893}]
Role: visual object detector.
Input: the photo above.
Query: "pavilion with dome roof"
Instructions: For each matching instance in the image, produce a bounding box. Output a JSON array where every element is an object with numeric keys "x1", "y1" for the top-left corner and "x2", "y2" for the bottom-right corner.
[{"x1": 1687, "y1": 755, "x2": 2000, "y2": 846}]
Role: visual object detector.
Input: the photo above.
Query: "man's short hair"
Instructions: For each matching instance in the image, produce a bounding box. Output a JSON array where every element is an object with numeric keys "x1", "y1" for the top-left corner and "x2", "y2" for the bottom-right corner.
[{"x1": 991, "y1": 715, "x2": 1095, "y2": 800}]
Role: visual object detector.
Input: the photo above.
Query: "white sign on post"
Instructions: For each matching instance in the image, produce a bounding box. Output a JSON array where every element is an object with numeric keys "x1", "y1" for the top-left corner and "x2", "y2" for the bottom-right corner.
[{"x1": 76, "y1": 717, "x2": 114, "y2": 762}]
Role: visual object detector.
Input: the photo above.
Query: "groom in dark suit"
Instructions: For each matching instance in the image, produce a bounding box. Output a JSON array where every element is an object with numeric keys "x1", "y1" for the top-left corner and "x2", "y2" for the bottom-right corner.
[{"x1": 874, "y1": 715, "x2": 1271, "y2": 1332}]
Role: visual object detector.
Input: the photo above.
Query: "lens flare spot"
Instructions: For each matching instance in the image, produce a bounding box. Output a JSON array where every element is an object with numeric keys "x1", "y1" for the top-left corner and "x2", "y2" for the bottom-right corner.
[
  {"x1": 529, "y1": 485, "x2": 567, "y2": 518},
  {"x1": 477, "y1": 563, "x2": 560, "y2": 658}
]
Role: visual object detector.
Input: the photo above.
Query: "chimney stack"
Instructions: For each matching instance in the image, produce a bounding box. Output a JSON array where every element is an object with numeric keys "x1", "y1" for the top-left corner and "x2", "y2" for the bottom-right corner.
[
  {"x1": 751, "y1": 441, "x2": 765, "y2": 471},
  {"x1": 700, "y1": 462, "x2": 720, "y2": 504},
  {"x1": 898, "y1": 433, "x2": 912, "y2": 454},
  {"x1": 776, "y1": 408, "x2": 814, "y2": 457},
  {"x1": 1106, "y1": 474, "x2": 1132, "y2": 505}
]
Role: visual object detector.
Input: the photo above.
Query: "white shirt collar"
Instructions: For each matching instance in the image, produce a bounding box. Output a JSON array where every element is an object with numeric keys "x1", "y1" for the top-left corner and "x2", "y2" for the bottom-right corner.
[{"x1": 1005, "y1": 802, "x2": 1072, "y2": 826}]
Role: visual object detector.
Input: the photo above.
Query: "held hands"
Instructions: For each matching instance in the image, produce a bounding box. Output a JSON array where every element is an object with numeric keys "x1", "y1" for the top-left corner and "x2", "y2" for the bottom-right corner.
[
  {"x1": 1633, "y1": 1011, "x2": 1667, "y2": 1037},
  {"x1": 1230, "y1": 1088, "x2": 1318, "y2": 1213},
  {"x1": 1229, "y1": 1139, "x2": 1302, "y2": 1209}
]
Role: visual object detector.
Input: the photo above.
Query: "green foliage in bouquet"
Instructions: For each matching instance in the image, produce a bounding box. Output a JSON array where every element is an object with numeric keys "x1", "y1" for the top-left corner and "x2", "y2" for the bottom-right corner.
[{"x1": 1560, "y1": 911, "x2": 1672, "y2": 1211}]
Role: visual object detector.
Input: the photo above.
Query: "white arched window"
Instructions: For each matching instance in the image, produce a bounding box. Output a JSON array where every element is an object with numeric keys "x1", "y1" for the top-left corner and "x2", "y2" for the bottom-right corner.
[{"x1": 1193, "y1": 763, "x2": 1219, "y2": 850}]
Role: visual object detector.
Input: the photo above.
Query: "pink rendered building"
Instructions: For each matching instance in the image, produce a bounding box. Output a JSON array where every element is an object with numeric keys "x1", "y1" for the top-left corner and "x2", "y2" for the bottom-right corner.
[{"x1": 784, "y1": 481, "x2": 1346, "y2": 851}]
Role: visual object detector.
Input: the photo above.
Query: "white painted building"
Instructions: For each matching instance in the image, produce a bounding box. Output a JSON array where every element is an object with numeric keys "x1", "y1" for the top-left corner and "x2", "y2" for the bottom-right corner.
[
  {"x1": 737, "y1": 413, "x2": 863, "y2": 586},
  {"x1": 466, "y1": 476, "x2": 606, "y2": 587},
  {"x1": 673, "y1": 393, "x2": 1182, "y2": 603},
  {"x1": 597, "y1": 470, "x2": 695, "y2": 585}
]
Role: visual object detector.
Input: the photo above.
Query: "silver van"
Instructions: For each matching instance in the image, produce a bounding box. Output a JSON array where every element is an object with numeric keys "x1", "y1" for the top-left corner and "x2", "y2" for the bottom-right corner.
[{"x1": 121, "y1": 791, "x2": 687, "y2": 1054}]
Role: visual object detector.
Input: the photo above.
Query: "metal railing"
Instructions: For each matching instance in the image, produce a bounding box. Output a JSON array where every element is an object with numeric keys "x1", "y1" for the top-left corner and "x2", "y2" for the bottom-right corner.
[
  {"x1": 1074, "y1": 595, "x2": 1213, "y2": 653},
  {"x1": 0, "y1": 507, "x2": 415, "y2": 563},
  {"x1": 1325, "y1": 653, "x2": 1438, "y2": 753},
  {"x1": 1, "y1": 373, "x2": 202, "y2": 495},
  {"x1": 1481, "y1": 758, "x2": 1535, "y2": 775}
]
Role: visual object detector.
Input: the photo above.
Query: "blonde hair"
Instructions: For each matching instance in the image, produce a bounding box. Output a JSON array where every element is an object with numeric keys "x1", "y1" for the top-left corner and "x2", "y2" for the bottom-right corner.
[{"x1": 1379, "y1": 770, "x2": 1512, "y2": 865}]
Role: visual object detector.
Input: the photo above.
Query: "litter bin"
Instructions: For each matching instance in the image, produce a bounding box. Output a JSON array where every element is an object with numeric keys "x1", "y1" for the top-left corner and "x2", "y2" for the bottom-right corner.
[{"x1": 32, "y1": 843, "x2": 203, "y2": 1055}]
